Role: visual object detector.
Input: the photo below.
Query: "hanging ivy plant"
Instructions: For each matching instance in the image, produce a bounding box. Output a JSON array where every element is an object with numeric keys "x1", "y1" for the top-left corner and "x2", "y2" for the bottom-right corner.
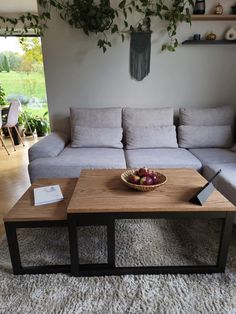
[
  {"x1": 63, "y1": 0, "x2": 116, "y2": 33},
  {"x1": 0, "y1": 0, "x2": 194, "y2": 52}
]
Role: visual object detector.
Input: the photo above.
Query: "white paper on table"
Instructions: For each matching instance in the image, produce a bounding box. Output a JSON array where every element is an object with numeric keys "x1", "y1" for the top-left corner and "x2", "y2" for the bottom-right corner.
[{"x1": 33, "y1": 185, "x2": 64, "y2": 206}]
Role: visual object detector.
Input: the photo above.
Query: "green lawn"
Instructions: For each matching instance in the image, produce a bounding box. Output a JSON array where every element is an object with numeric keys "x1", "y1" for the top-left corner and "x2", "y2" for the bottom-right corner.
[
  {"x1": 24, "y1": 106, "x2": 48, "y2": 118},
  {"x1": 0, "y1": 71, "x2": 47, "y2": 100}
]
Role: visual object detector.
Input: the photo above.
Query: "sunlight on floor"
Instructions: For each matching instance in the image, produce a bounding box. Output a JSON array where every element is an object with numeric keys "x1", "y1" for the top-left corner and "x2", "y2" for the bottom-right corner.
[{"x1": 0, "y1": 136, "x2": 39, "y2": 237}]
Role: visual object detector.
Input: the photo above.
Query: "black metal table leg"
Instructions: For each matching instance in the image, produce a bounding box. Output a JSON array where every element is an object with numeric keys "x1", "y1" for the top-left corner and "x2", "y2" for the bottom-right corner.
[
  {"x1": 217, "y1": 212, "x2": 235, "y2": 271},
  {"x1": 68, "y1": 214, "x2": 80, "y2": 276},
  {"x1": 5, "y1": 222, "x2": 22, "y2": 275},
  {"x1": 107, "y1": 217, "x2": 115, "y2": 268},
  {"x1": 4, "y1": 220, "x2": 70, "y2": 275},
  {"x1": 67, "y1": 211, "x2": 235, "y2": 277}
]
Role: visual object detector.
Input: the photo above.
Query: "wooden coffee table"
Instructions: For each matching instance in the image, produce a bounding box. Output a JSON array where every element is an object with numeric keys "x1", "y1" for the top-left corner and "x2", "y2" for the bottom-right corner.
[
  {"x1": 4, "y1": 178, "x2": 77, "y2": 275},
  {"x1": 67, "y1": 169, "x2": 236, "y2": 277}
]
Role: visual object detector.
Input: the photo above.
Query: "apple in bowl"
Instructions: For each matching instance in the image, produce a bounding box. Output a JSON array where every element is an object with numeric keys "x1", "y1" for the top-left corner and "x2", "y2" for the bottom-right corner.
[
  {"x1": 128, "y1": 167, "x2": 160, "y2": 186},
  {"x1": 140, "y1": 176, "x2": 153, "y2": 185},
  {"x1": 138, "y1": 167, "x2": 150, "y2": 178},
  {"x1": 121, "y1": 168, "x2": 167, "y2": 192},
  {"x1": 128, "y1": 174, "x2": 141, "y2": 185}
]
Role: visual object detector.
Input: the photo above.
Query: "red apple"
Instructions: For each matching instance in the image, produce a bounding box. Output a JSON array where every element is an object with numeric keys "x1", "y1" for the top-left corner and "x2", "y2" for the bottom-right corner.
[
  {"x1": 128, "y1": 174, "x2": 140, "y2": 185},
  {"x1": 151, "y1": 174, "x2": 159, "y2": 184},
  {"x1": 134, "y1": 170, "x2": 139, "y2": 176},
  {"x1": 138, "y1": 167, "x2": 149, "y2": 178},
  {"x1": 140, "y1": 176, "x2": 153, "y2": 185}
]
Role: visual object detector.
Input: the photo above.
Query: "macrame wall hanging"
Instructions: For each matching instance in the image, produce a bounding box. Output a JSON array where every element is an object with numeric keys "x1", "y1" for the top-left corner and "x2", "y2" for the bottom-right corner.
[{"x1": 130, "y1": 31, "x2": 151, "y2": 81}]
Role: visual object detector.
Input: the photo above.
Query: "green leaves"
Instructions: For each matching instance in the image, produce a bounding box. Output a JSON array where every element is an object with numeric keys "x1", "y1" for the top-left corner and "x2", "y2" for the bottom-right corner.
[
  {"x1": 0, "y1": 0, "x2": 194, "y2": 52},
  {"x1": 119, "y1": 0, "x2": 126, "y2": 9},
  {"x1": 111, "y1": 24, "x2": 118, "y2": 34},
  {"x1": 97, "y1": 39, "x2": 112, "y2": 53}
]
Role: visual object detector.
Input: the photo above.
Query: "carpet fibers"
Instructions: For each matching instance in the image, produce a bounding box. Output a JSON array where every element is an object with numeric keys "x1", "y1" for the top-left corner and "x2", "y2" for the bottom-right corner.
[{"x1": 1, "y1": 219, "x2": 236, "y2": 314}]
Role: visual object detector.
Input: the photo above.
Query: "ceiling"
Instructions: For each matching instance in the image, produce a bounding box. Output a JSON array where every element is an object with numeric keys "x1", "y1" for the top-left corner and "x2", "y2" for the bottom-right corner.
[{"x1": 0, "y1": 0, "x2": 37, "y2": 14}]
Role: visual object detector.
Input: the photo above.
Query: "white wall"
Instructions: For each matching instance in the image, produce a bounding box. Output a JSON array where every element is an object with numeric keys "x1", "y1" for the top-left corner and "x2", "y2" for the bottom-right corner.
[{"x1": 40, "y1": 0, "x2": 236, "y2": 132}]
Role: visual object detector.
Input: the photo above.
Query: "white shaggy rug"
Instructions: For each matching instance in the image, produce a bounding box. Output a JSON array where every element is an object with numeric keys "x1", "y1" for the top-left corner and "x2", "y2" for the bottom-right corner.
[{"x1": 1, "y1": 219, "x2": 236, "y2": 314}]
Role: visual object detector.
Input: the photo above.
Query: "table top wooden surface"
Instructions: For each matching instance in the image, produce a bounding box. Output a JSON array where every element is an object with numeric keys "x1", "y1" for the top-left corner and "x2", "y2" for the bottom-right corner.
[
  {"x1": 67, "y1": 169, "x2": 235, "y2": 214},
  {"x1": 4, "y1": 178, "x2": 77, "y2": 222}
]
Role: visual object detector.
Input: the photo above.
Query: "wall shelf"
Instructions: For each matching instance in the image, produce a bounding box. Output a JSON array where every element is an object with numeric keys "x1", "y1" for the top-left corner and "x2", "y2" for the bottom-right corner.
[
  {"x1": 182, "y1": 40, "x2": 236, "y2": 45},
  {"x1": 191, "y1": 14, "x2": 236, "y2": 21}
]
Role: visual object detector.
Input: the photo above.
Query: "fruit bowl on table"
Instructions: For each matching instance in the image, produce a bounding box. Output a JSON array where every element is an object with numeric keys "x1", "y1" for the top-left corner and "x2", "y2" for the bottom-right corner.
[{"x1": 121, "y1": 168, "x2": 167, "y2": 192}]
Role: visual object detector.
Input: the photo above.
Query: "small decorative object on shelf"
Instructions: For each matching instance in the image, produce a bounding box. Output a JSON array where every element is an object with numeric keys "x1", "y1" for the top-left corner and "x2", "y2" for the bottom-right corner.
[
  {"x1": 215, "y1": 2, "x2": 223, "y2": 15},
  {"x1": 193, "y1": 0, "x2": 205, "y2": 14},
  {"x1": 193, "y1": 33, "x2": 201, "y2": 40},
  {"x1": 231, "y1": 5, "x2": 236, "y2": 14},
  {"x1": 205, "y1": 32, "x2": 217, "y2": 40},
  {"x1": 225, "y1": 27, "x2": 236, "y2": 40}
]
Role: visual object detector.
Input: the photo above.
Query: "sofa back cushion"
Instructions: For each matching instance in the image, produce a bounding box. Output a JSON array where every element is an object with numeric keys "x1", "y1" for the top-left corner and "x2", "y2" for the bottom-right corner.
[
  {"x1": 126, "y1": 126, "x2": 178, "y2": 149},
  {"x1": 123, "y1": 107, "x2": 176, "y2": 149},
  {"x1": 71, "y1": 126, "x2": 123, "y2": 148},
  {"x1": 178, "y1": 106, "x2": 234, "y2": 148},
  {"x1": 70, "y1": 107, "x2": 123, "y2": 148},
  {"x1": 178, "y1": 125, "x2": 233, "y2": 148},
  {"x1": 123, "y1": 107, "x2": 174, "y2": 128},
  {"x1": 70, "y1": 107, "x2": 122, "y2": 128},
  {"x1": 179, "y1": 106, "x2": 234, "y2": 126}
]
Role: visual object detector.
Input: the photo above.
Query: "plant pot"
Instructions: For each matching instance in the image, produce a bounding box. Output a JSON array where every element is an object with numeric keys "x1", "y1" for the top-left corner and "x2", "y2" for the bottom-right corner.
[
  {"x1": 24, "y1": 129, "x2": 35, "y2": 136},
  {"x1": 2, "y1": 128, "x2": 9, "y2": 137},
  {"x1": 18, "y1": 126, "x2": 25, "y2": 137},
  {"x1": 34, "y1": 117, "x2": 49, "y2": 137},
  {"x1": 36, "y1": 130, "x2": 47, "y2": 137}
]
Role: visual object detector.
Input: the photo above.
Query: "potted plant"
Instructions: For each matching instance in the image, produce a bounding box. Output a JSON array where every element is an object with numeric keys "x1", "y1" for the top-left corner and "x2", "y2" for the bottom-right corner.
[
  {"x1": 0, "y1": 85, "x2": 9, "y2": 136},
  {"x1": 18, "y1": 112, "x2": 26, "y2": 136},
  {"x1": 0, "y1": 84, "x2": 8, "y2": 107},
  {"x1": 34, "y1": 112, "x2": 49, "y2": 137},
  {"x1": 23, "y1": 111, "x2": 36, "y2": 136}
]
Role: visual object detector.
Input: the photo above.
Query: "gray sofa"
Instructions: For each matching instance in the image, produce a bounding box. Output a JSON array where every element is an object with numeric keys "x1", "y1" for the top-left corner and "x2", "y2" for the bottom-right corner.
[{"x1": 28, "y1": 106, "x2": 236, "y2": 215}]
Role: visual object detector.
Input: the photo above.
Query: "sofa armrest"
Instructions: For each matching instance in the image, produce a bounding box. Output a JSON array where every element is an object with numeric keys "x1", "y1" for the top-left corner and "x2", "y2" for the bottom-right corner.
[{"x1": 28, "y1": 132, "x2": 69, "y2": 162}]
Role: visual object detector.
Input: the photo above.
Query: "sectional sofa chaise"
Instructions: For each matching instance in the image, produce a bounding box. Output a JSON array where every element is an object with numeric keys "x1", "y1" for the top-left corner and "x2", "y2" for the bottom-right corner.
[{"x1": 28, "y1": 106, "x2": 236, "y2": 218}]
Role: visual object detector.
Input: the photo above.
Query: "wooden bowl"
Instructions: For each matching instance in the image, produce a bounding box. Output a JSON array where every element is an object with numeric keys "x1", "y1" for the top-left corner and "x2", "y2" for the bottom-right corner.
[{"x1": 121, "y1": 169, "x2": 167, "y2": 192}]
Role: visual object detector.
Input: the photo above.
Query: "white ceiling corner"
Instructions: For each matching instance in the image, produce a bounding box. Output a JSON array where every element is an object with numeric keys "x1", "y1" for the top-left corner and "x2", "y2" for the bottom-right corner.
[{"x1": 0, "y1": 0, "x2": 38, "y2": 14}]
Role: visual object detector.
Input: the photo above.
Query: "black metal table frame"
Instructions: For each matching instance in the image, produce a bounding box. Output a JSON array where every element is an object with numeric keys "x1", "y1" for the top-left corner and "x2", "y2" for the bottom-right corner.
[
  {"x1": 4, "y1": 220, "x2": 70, "y2": 275},
  {"x1": 68, "y1": 211, "x2": 235, "y2": 277}
]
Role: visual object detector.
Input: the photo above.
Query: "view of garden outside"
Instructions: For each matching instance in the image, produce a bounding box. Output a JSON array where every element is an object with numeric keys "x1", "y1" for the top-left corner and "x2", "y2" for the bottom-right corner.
[{"x1": 0, "y1": 37, "x2": 49, "y2": 136}]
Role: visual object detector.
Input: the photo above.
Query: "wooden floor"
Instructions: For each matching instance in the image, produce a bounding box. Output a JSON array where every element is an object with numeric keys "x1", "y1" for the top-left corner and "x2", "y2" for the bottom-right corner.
[{"x1": 0, "y1": 137, "x2": 38, "y2": 237}]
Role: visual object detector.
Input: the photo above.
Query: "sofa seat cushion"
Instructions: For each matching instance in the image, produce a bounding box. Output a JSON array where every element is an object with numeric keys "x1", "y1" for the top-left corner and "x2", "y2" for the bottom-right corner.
[
  {"x1": 203, "y1": 164, "x2": 236, "y2": 217},
  {"x1": 189, "y1": 148, "x2": 236, "y2": 166},
  {"x1": 29, "y1": 147, "x2": 126, "y2": 182},
  {"x1": 125, "y1": 148, "x2": 202, "y2": 170}
]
